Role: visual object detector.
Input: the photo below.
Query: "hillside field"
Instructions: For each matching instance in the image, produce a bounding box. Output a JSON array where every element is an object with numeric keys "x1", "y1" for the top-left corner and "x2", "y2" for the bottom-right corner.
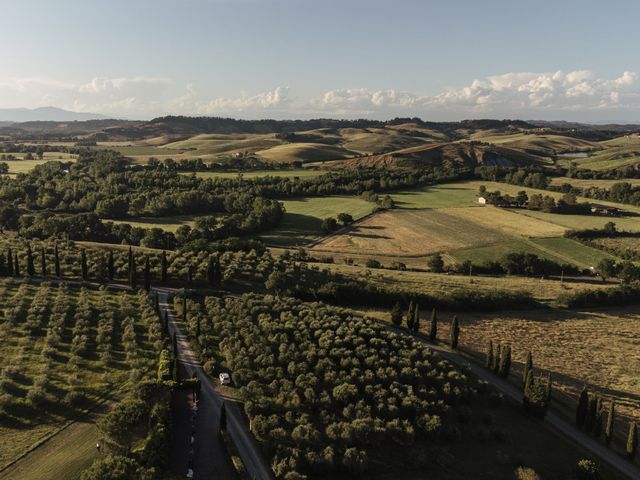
[
  {"x1": 258, "y1": 196, "x2": 374, "y2": 246},
  {"x1": 310, "y1": 180, "x2": 626, "y2": 269}
]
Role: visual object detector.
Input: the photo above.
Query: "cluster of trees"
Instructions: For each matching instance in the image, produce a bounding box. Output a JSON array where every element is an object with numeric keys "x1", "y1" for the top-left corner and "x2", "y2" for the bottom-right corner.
[
  {"x1": 196, "y1": 294, "x2": 483, "y2": 479},
  {"x1": 479, "y1": 187, "x2": 591, "y2": 215},
  {"x1": 17, "y1": 200, "x2": 282, "y2": 250},
  {"x1": 475, "y1": 166, "x2": 550, "y2": 190},
  {"x1": 595, "y1": 257, "x2": 640, "y2": 283},
  {"x1": 83, "y1": 381, "x2": 173, "y2": 479},
  {"x1": 484, "y1": 341, "x2": 512, "y2": 378},
  {"x1": 321, "y1": 213, "x2": 354, "y2": 233},
  {"x1": 575, "y1": 386, "x2": 637, "y2": 459}
]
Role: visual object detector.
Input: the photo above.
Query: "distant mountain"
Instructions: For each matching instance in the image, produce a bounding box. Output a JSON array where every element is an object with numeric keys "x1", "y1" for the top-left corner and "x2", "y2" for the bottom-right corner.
[{"x1": 0, "y1": 107, "x2": 110, "y2": 122}]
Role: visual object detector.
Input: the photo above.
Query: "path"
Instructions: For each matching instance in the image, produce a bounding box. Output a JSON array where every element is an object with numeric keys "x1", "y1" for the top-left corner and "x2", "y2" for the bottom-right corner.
[
  {"x1": 155, "y1": 288, "x2": 275, "y2": 480},
  {"x1": 394, "y1": 326, "x2": 640, "y2": 480}
]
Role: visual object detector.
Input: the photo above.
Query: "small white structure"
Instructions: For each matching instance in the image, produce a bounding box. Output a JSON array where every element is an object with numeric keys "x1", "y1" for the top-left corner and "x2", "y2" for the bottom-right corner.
[
  {"x1": 478, "y1": 196, "x2": 487, "y2": 205},
  {"x1": 219, "y1": 372, "x2": 231, "y2": 385}
]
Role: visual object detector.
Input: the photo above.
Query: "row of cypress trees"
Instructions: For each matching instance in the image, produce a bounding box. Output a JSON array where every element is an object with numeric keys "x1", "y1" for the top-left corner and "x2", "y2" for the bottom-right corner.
[
  {"x1": 390, "y1": 301, "x2": 460, "y2": 348},
  {"x1": 1, "y1": 245, "x2": 224, "y2": 292},
  {"x1": 576, "y1": 385, "x2": 636, "y2": 458}
]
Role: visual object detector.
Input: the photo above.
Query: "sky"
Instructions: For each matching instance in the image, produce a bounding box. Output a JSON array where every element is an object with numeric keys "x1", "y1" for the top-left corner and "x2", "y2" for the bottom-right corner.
[{"x1": 2, "y1": 0, "x2": 640, "y2": 121}]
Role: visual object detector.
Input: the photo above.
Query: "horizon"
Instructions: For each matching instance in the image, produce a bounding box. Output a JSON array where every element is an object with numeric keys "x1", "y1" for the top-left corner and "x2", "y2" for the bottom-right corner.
[
  {"x1": 3, "y1": 105, "x2": 640, "y2": 126},
  {"x1": 2, "y1": 0, "x2": 640, "y2": 122}
]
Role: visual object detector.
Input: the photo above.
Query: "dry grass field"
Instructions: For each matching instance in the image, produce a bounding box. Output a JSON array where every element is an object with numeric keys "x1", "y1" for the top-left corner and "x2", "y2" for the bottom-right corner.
[
  {"x1": 320, "y1": 262, "x2": 614, "y2": 305},
  {"x1": 311, "y1": 209, "x2": 507, "y2": 256},
  {"x1": 550, "y1": 176, "x2": 640, "y2": 189},
  {"x1": 447, "y1": 308, "x2": 640, "y2": 433},
  {"x1": 444, "y1": 206, "x2": 566, "y2": 238}
]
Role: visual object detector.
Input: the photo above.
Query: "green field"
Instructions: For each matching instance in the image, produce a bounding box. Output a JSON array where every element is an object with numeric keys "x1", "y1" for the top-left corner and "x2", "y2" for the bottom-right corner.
[
  {"x1": 107, "y1": 214, "x2": 203, "y2": 232},
  {"x1": 258, "y1": 196, "x2": 374, "y2": 246},
  {"x1": 471, "y1": 132, "x2": 600, "y2": 156},
  {"x1": 1, "y1": 154, "x2": 77, "y2": 175},
  {"x1": 556, "y1": 135, "x2": 640, "y2": 171},
  {"x1": 550, "y1": 176, "x2": 640, "y2": 189}
]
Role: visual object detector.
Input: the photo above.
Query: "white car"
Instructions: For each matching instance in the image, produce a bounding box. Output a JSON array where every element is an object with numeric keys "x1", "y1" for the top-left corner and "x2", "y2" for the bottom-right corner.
[{"x1": 219, "y1": 372, "x2": 231, "y2": 385}]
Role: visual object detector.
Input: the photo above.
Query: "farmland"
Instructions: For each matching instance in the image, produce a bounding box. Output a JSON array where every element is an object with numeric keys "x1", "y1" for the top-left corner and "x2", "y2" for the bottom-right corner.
[
  {"x1": 550, "y1": 177, "x2": 640, "y2": 189},
  {"x1": 556, "y1": 135, "x2": 640, "y2": 171},
  {"x1": 0, "y1": 282, "x2": 160, "y2": 476},
  {"x1": 316, "y1": 262, "x2": 614, "y2": 306},
  {"x1": 108, "y1": 214, "x2": 203, "y2": 232},
  {"x1": 445, "y1": 307, "x2": 640, "y2": 437},
  {"x1": 309, "y1": 180, "x2": 628, "y2": 269},
  {"x1": 258, "y1": 195, "x2": 374, "y2": 246},
  {"x1": 1, "y1": 154, "x2": 77, "y2": 175}
]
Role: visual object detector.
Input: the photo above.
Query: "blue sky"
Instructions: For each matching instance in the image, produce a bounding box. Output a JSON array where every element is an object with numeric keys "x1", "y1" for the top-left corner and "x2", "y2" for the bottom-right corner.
[{"x1": 2, "y1": 0, "x2": 640, "y2": 120}]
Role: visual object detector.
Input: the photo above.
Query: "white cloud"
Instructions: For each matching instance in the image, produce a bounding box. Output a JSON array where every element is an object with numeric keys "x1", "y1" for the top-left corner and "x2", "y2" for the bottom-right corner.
[
  {"x1": 309, "y1": 70, "x2": 640, "y2": 119},
  {"x1": 0, "y1": 70, "x2": 638, "y2": 120}
]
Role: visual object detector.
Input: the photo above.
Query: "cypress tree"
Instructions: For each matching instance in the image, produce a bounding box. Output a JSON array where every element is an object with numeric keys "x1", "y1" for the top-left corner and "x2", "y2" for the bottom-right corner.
[
  {"x1": 154, "y1": 291, "x2": 159, "y2": 312},
  {"x1": 172, "y1": 332, "x2": 178, "y2": 358},
  {"x1": 54, "y1": 243, "x2": 61, "y2": 277},
  {"x1": 390, "y1": 302, "x2": 403, "y2": 326},
  {"x1": 40, "y1": 248, "x2": 47, "y2": 276},
  {"x1": 593, "y1": 407, "x2": 604, "y2": 439},
  {"x1": 484, "y1": 340, "x2": 493, "y2": 369},
  {"x1": 128, "y1": 248, "x2": 137, "y2": 289},
  {"x1": 195, "y1": 316, "x2": 201, "y2": 339},
  {"x1": 163, "y1": 310, "x2": 169, "y2": 336},
  {"x1": 187, "y1": 266, "x2": 193, "y2": 286},
  {"x1": 576, "y1": 386, "x2": 589, "y2": 428},
  {"x1": 543, "y1": 374, "x2": 552, "y2": 413},
  {"x1": 161, "y1": 251, "x2": 168, "y2": 283},
  {"x1": 26, "y1": 245, "x2": 35, "y2": 276},
  {"x1": 429, "y1": 308, "x2": 437, "y2": 342},
  {"x1": 523, "y1": 369, "x2": 534, "y2": 409},
  {"x1": 605, "y1": 401, "x2": 615, "y2": 446},
  {"x1": 523, "y1": 351, "x2": 533, "y2": 387},
  {"x1": 6, "y1": 248, "x2": 13, "y2": 275},
  {"x1": 220, "y1": 402, "x2": 227, "y2": 432},
  {"x1": 81, "y1": 249, "x2": 88, "y2": 280},
  {"x1": 492, "y1": 343, "x2": 501, "y2": 373},
  {"x1": 143, "y1": 256, "x2": 151, "y2": 292},
  {"x1": 173, "y1": 356, "x2": 180, "y2": 382},
  {"x1": 406, "y1": 301, "x2": 414, "y2": 331},
  {"x1": 627, "y1": 422, "x2": 638, "y2": 459},
  {"x1": 449, "y1": 316, "x2": 459, "y2": 349},
  {"x1": 498, "y1": 344, "x2": 511, "y2": 378},
  {"x1": 207, "y1": 256, "x2": 216, "y2": 286},
  {"x1": 585, "y1": 394, "x2": 598, "y2": 432},
  {"x1": 412, "y1": 303, "x2": 420, "y2": 333},
  {"x1": 182, "y1": 294, "x2": 187, "y2": 323},
  {"x1": 14, "y1": 253, "x2": 20, "y2": 276},
  {"x1": 107, "y1": 250, "x2": 114, "y2": 281}
]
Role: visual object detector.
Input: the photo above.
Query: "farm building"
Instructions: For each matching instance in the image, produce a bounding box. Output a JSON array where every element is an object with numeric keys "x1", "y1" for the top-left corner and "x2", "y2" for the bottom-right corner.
[
  {"x1": 478, "y1": 196, "x2": 488, "y2": 205},
  {"x1": 590, "y1": 203, "x2": 621, "y2": 216}
]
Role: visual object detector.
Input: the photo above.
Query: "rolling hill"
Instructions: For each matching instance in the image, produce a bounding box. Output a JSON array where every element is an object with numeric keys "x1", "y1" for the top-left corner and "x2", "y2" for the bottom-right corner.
[{"x1": 323, "y1": 141, "x2": 548, "y2": 169}]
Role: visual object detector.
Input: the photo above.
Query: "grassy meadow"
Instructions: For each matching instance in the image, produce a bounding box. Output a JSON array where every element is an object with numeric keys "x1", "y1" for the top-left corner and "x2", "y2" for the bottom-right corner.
[
  {"x1": 258, "y1": 196, "x2": 374, "y2": 246},
  {"x1": 107, "y1": 214, "x2": 203, "y2": 232}
]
